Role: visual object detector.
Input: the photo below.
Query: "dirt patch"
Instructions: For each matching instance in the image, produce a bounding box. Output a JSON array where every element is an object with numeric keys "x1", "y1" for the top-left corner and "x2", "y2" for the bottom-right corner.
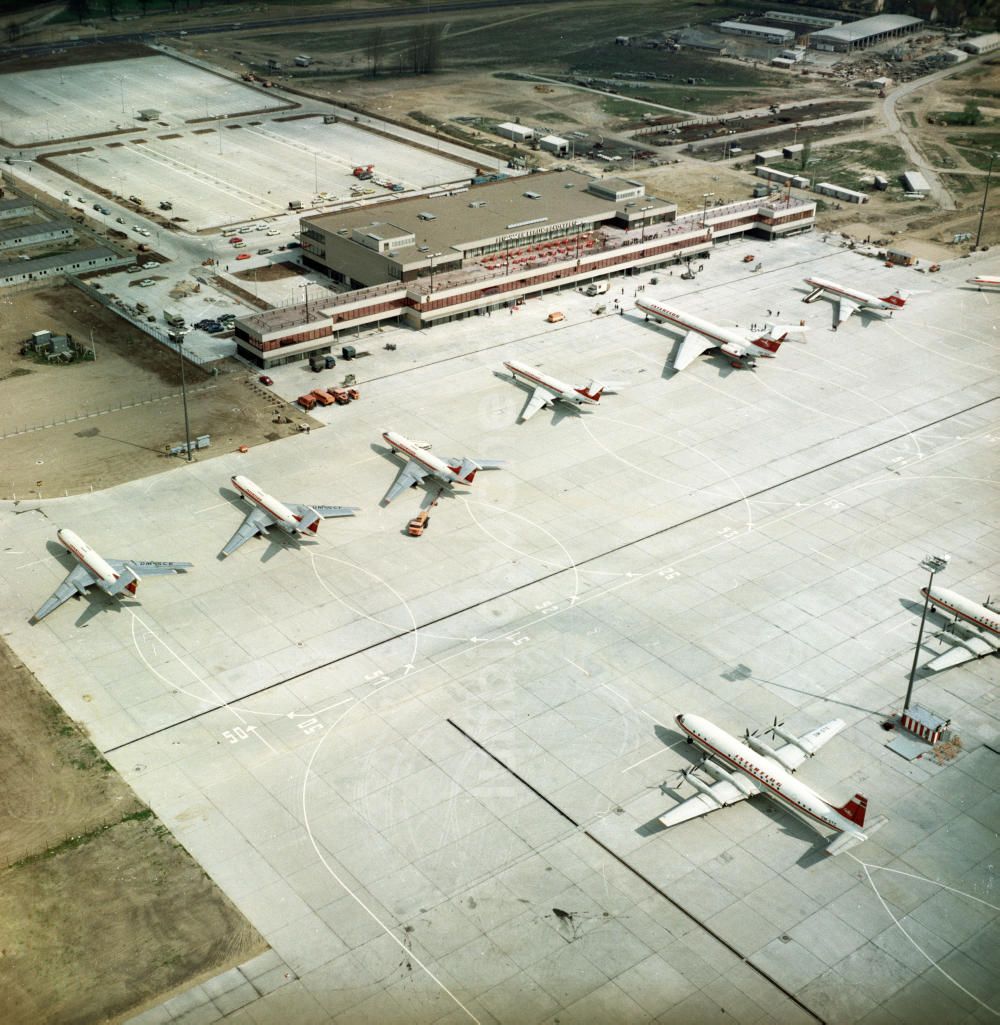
[
  {"x1": 233, "y1": 261, "x2": 307, "y2": 282},
  {"x1": 0, "y1": 285, "x2": 317, "y2": 498},
  {"x1": 0, "y1": 636, "x2": 266, "y2": 1025}
]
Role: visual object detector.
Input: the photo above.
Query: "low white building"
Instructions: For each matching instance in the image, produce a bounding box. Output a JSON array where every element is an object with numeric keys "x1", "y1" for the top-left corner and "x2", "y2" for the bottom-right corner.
[
  {"x1": 539, "y1": 134, "x2": 570, "y2": 156},
  {"x1": 902, "y1": 170, "x2": 930, "y2": 194},
  {"x1": 716, "y1": 20, "x2": 795, "y2": 45},
  {"x1": 496, "y1": 122, "x2": 534, "y2": 143},
  {"x1": 815, "y1": 182, "x2": 869, "y2": 204},
  {"x1": 961, "y1": 32, "x2": 1000, "y2": 54}
]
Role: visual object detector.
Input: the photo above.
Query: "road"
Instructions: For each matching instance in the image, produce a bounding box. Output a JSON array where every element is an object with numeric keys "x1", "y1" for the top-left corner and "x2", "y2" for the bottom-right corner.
[{"x1": 880, "y1": 59, "x2": 987, "y2": 213}]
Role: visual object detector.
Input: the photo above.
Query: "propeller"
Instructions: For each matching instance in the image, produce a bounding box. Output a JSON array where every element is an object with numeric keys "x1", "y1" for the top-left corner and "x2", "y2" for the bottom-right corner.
[
  {"x1": 764, "y1": 717, "x2": 785, "y2": 741},
  {"x1": 742, "y1": 727, "x2": 760, "y2": 745}
]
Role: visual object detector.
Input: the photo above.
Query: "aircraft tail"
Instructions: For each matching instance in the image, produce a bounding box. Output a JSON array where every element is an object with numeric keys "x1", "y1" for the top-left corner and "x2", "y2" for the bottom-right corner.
[
  {"x1": 880, "y1": 289, "x2": 910, "y2": 307},
  {"x1": 834, "y1": 792, "x2": 868, "y2": 827},
  {"x1": 294, "y1": 508, "x2": 322, "y2": 533},
  {"x1": 826, "y1": 813, "x2": 887, "y2": 856},
  {"x1": 575, "y1": 381, "x2": 605, "y2": 402},
  {"x1": 764, "y1": 322, "x2": 808, "y2": 343},
  {"x1": 448, "y1": 457, "x2": 481, "y2": 483},
  {"x1": 108, "y1": 566, "x2": 140, "y2": 597}
]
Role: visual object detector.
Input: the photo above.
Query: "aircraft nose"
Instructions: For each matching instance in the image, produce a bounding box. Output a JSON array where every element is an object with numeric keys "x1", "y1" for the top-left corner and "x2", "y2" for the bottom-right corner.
[{"x1": 675, "y1": 713, "x2": 685, "y2": 728}]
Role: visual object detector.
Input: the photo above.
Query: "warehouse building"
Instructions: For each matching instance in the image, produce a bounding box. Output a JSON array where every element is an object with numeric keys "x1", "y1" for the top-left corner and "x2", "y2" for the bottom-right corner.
[
  {"x1": 902, "y1": 170, "x2": 931, "y2": 194},
  {"x1": 0, "y1": 246, "x2": 128, "y2": 287},
  {"x1": 539, "y1": 134, "x2": 570, "y2": 155},
  {"x1": 0, "y1": 197, "x2": 34, "y2": 222},
  {"x1": 961, "y1": 32, "x2": 1000, "y2": 55},
  {"x1": 495, "y1": 122, "x2": 534, "y2": 143},
  {"x1": 814, "y1": 182, "x2": 869, "y2": 204},
  {"x1": 716, "y1": 21, "x2": 795, "y2": 45},
  {"x1": 0, "y1": 220, "x2": 74, "y2": 252},
  {"x1": 299, "y1": 170, "x2": 677, "y2": 291},
  {"x1": 765, "y1": 11, "x2": 841, "y2": 29},
  {"x1": 809, "y1": 14, "x2": 922, "y2": 52},
  {"x1": 235, "y1": 171, "x2": 816, "y2": 369}
]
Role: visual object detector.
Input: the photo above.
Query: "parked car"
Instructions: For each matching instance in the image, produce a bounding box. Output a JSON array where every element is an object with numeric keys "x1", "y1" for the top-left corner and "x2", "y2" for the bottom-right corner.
[
  {"x1": 228, "y1": 236, "x2": 242, "y2": 243},
  {"x1": 138, "y1": 279, "x2": 156, "y2": 287},
  {"x1": 236, "y1": 252, "x2": 251, "y2": 260},
  {"x1": 138, "y1": 229, "x2": 151, "y2": 237},
  {"x1": 259, "y1": 375, "x2": 273, "y2": 386},
  {"x1": 286, "y1": 241, "x2": 300, "y2": 249},
  {"x1": 266, "y1": 228, "x2": 280, "y2": 236},
  {"x1": 257, "y1": 248, "x2": 272, "y2": 255},
  {"x1": 140, "y1": 261, "x2": 159, "y2": 270},
  {"x1": 116, "y1": 216, "x2": 126, "y2": 224}
]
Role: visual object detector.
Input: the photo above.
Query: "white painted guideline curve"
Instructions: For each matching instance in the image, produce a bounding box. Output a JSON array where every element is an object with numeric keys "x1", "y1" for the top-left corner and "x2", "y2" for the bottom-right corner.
[{"x1": 851, "y1": 854, "x2": 1000, "y2": 1017}]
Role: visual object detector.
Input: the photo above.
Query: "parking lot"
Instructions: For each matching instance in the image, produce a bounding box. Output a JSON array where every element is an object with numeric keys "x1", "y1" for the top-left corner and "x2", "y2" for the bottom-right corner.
[
  {"x1": 3, "y1": 234, "x2": 999, "y2": 1025},
  {"x1": 0, "y1": 55, "x2": 288, "y2": 146},
  {"x1": 49, "y1": 111, "x2": 478, "y2": 231}
]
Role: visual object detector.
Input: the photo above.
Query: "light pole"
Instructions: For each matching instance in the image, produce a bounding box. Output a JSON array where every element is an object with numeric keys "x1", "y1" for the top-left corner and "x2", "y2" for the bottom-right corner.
[
  {"x1": 974, "y1": 151, "x2": 998, "y2": 249},
  {"x1": 903, "y1": 554, "x2": 950, "y2": 714},
  {"x1": 171, "y1": 329, "x2": 193, "y2": 462},
  {"x1": 300, "y1": 281, "x2": 312, "y2": 318},
  {"x1": 702, "y1": 192, "x2": 714, "y2": 227}
]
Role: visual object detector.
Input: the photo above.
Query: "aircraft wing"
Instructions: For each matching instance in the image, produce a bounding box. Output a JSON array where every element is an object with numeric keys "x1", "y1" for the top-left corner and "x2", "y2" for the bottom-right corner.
[
  {"x1": 290, "y1": 503, "x2": 357, "y2": 519},
  {"x1": 382, "y1": 460, "x2": 429, "y2": 504},
  {"x1": 658, "y1": 778, "x2": 749, "y2": 828},
  {"x1": 925, "y1": 635, "x2": 996, "y2": 672},
  {"x1": 220, "y1": 507, "x2": 275, "y2": 557},
  {"x1": 774, "y1": 718, "x2": 845, "y2": 771},
  {"x1": 445, "y1": 457, "x2": 506, "y2": 470},
  {"x1": 32, "y1": 565, "x2": 93, "y2": 622},
  {"x1": 672, "y1": 329, "x2": 715, "y2": 371},
  {"x1": 112, "y1": 559, "x2": 193, "y2": 576},
  {"x1": 519, "y1": 388, "x2": 550, "y2": 422},
  {"x1": 837, "y1": 299, "x2": 859, "y2": 326}
]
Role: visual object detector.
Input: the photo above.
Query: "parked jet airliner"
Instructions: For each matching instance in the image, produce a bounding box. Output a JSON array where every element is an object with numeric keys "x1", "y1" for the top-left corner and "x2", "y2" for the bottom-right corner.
[
  {"x1": 802, "y1": 275, "x2": 911, "y2": 327},
  {"x1": 221, "y1": 475, "x2": 356, "y2": 557},
  {"x1": 380, "y1": 431, "x2": 504, "y2": 504},
  {"x1": 637, "y1": 298, "x2": 806, "y2": 370},
  {"x1": 32, "y1": 529, "x2": 191, "y2": 622},
  {"x1": 921, "y1": 585, "x2": 1000, "y2": 671},
  {"x1": 662, "y1": 714, "x2": 886, "y2": 856},
  {"x1": 968, "y1": 275, "x2": 1000, "y2": 290},
  {"x1": 502, "y1": 359, "x2": 618, "y2": 421}
]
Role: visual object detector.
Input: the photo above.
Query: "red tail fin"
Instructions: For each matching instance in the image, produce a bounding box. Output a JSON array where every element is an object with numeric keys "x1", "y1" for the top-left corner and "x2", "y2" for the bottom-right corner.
[
  {"x1": 575, "y1": 386, "x2": 604, "y2": 401},
  {"x1": 308, "y1": 520, "x2": 320, "y2": 533},
  {"x1": 125, "y1": 580, "x2": 139, "y2": 595},
  {"x1": 880, "y1": 293, "x2": 906, "y2": 307},
  {"x1": 835, "y1": 793, "x2": 868, "y2": 827}
]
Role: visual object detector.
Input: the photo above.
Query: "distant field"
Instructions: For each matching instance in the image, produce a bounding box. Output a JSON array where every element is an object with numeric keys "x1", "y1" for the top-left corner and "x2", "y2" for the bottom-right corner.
[{"x1": 771, "y1": 141, "x2": 909, "y2": 193}]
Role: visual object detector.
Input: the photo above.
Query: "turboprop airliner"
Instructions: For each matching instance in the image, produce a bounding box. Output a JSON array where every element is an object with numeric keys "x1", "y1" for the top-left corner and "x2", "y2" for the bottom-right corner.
[
  {"x1": 636, "y1": 298, "x2": 806, "y2": 370},
  {"x1": 32, "y1": 528, "x2": 192, "y2": 622},
  {"x1": 221, "y1": 475, "x2": 356, "y2": 557},
  {"x1": 380, "y1": 430, "x2": 504, "y2": 504},
  {"x1": 501, "y1": 359, "x2": 619, "y2": 421},
  {"x1": 662, "y1": 714, "x2": 886, "y2": 856},
  {"x1": 921, "y1": 585, "x2": 1000, "y2": 671},
  {"x1": 802, "y1": 275, "x2": 911, "y2": 327},
  {"x1": 968, "y1": 275, "x2": 1000, "y2": 290}
]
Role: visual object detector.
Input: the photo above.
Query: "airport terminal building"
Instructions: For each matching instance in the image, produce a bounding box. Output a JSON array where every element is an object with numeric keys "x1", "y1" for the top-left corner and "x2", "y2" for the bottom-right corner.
[{"x1": 235, "y1": 170, "x2": 816, "y2": 369}]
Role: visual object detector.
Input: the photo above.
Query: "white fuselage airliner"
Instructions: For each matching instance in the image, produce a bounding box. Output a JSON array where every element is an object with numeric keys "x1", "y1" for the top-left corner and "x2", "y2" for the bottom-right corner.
[
  {"x1": 802, "y1": 275, "x2": 910, "y2": 327},
  {"x1": 968, "y1": 275, "x2": 1000, "y2": 290},
  {"x1": 502, "y1": 360, "x2": 613, "y2": 421},
  {"x1": 381, "y1": 430, "x2": 504, "y2": 504},
  {"x1": 32, "y1": 528, "x2": 192, "y2": 622},
  {"x1": 222, "y1": 475, "x2": 356, "y2": 557},
  {"x1": 921, "y1": 584, "x2": 1000, "y2": 671},
  {"x1": 664, "y1": 713, "x2": 885, "y2": 855},
  {"x1": 636, "y1": 298, "x2": 805, "y2": 370}
]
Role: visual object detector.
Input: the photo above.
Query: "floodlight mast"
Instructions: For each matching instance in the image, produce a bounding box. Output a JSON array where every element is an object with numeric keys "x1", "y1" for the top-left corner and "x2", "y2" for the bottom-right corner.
[{"x1": 903, "y1": 554, "x2": 950, "y2": 713}]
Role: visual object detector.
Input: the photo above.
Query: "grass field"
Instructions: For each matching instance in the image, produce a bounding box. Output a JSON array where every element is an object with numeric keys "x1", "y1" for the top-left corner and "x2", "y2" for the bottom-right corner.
[
  {"x1": 771, "y1": 141, "x2": 909, "y2": 192},
  {"x1": 948, "y1": 134, "x2": 1000, "y2": 170}
]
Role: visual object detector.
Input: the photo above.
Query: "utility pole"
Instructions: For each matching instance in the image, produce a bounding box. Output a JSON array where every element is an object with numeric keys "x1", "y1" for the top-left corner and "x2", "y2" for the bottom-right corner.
[
  {"x1": 903, "y1": 554, "x2": 950, "y2": 714},
  {"x1": 974, "y1": 151, "x2": 997, "y2": 249},
  {"x1": 702, "y1": 192, "x2": 714, "y2": 227},
  {"x1": 300, "y1": 281, "x2": 312, "y2": 318},
  {"x1": 172, "y1": 330, "x2": 193, "y2": 462}
]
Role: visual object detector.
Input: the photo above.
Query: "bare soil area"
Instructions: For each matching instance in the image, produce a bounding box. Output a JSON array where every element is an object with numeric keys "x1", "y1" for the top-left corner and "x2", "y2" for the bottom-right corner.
[
  {"x1": 1, "y1": 285, "x2": 316, "y2": 499},
  {"x1": 0, "y1": 636, "x2": 266, "y2": 1025}
]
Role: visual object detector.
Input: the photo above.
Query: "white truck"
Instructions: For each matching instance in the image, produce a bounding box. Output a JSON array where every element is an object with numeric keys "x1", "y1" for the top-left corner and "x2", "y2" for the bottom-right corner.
[{"x1": 584, "y1": 281, "x2": 609, "y2": 297}]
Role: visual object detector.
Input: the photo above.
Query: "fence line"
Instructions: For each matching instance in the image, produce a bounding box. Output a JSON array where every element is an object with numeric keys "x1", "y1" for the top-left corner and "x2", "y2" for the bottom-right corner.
[
  {"x1": 65, "y1": 275, "x2": 217, "y2": 367},
  {"x1": 1, "y1": 383, "x2": 216, "y2": 439}
]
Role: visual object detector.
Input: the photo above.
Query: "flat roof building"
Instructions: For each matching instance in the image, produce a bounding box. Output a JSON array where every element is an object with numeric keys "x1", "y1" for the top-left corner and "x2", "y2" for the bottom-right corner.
[
  {"x1": 765, "y1": 11, "x2": 841, "y2": 29},
  {"x1": 0, "y1": 246, "x2": 127, "y2": 287},
  {"x1": 299, "y1": 170, "x2": 677, "y2": 291},
  {"x1": 0, "y1": 220, "x2": 74, "y2": 252},
  {"x1": 234, "y1": 172, "x2": 816, "y2": 368},
  {"x1": 902, "y1": 170, "x2": 931, "y2": 194},
  {"x1": 0, "y1": 197, "x2": 34, "y2": 221},
  {"x1": 716, "y1": 21, "x2": 795, "y2": 45},
  {"x1": 496, "y1": 122, "x2": 534, "y2": 142},
  {"x1": 539, "y1": 135, "x2": 570, "y2": 155},
  {"x1": 961, "y1": 32, "x2": 1000, "y2": 54},
  {"x1": 809, "y1": 15, "x2": 922, "y2": 52}
]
